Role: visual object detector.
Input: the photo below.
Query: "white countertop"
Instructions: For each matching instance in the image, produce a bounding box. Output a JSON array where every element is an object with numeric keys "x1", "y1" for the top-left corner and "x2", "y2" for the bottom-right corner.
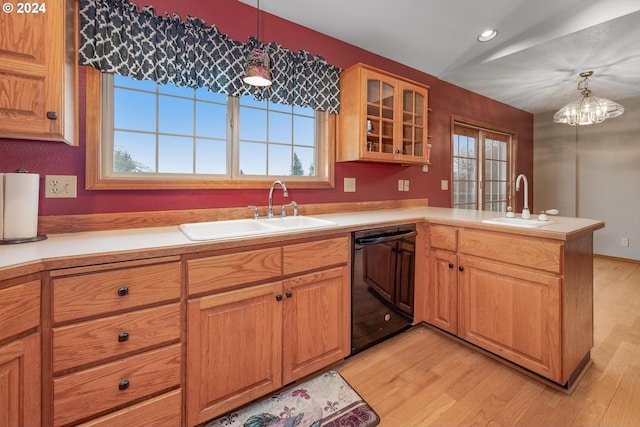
[{"x1": 0, "y1": 207, "x2": 604, "y2": 271}]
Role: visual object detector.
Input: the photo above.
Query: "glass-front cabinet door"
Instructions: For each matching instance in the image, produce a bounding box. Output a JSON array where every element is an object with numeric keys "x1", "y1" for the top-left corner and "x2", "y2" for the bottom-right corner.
[
  {"x1": 338, "y1": 63, "x2": 429, "y2": 165},
  {"x1": 399, "y1": 83, "x2": 428, "y2": 162},
  {"x1": 366, "y1": 78, "x2": 395, "y2": 156}
]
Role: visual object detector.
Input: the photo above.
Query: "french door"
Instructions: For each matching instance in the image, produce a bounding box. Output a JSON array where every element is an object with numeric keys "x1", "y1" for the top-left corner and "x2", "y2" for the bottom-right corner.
[{"x1": 452, "y1": 122, "x2": 514, "y2": 211}]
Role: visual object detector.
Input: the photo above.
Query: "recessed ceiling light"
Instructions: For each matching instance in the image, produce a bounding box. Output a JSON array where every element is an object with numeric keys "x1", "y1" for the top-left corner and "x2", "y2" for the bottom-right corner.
[{"x1": 477, "y1": 29, "x2": 498, "y2": 42}]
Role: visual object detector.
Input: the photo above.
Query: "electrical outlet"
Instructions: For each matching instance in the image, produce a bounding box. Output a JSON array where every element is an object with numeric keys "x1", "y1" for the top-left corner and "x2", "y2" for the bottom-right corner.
[
  {"x1": 398, "y1": 180, "x2": 404, "y2": 191},
  {"x1": 441, "y1": 180, "x2": 449, "y2": 190},
  {"x1": 621, "y1": 237, "x2": 630, "y2": 247},
  {"x1": 404, "y1": 180, "x2": 410, "y2": 191},
  {"x1": 45, "y1": 175, "x2": 77, "y2": 198},
  {"x1": 344, "y1": 177, "x2": 356, "y2": 193}
]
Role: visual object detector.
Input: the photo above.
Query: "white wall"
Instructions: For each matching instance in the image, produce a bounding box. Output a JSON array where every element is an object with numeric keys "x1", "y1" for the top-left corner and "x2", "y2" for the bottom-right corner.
[{"x1": 534, "y1": 96, "x2": 640, "y2": 261}]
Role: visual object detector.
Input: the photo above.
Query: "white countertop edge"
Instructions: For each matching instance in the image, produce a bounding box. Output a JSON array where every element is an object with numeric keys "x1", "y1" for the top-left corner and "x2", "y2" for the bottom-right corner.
[{"x1": 0, "y1": 207, "x2": 604, "y2": 270}]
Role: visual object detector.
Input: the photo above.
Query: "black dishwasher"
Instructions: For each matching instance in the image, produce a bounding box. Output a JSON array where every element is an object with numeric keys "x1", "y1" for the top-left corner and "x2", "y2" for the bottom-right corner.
[{"x1": 351, "y1": 224, "x2": 415, "y2": 354}]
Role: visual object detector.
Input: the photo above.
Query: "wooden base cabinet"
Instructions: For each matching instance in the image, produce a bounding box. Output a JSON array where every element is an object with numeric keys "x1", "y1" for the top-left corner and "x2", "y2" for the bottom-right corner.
[
  {"x1": 420, "y1": 224, "x2": 594, "y2": 387},
  {"x1": 186, "y1": 236, "x2": 350, "y2": 426},
  {"x1": 0, "y1": 277, "x2": 41, "y2": 427},
  {"x1": 45, "y1": 257, "x2": 182, "y2": 427},
  {"x1": 458, "y1": 256, "x2": 562, "y2": 381}
]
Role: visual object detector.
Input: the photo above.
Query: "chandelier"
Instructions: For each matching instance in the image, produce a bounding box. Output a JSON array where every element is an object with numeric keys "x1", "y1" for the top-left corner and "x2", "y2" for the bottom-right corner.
[
  {"x1": 553, "y1": 71, "x2": 624, "y2": 126},
  {"x1": 243, "y1": 0, "x2": 272, "y2": 87}
]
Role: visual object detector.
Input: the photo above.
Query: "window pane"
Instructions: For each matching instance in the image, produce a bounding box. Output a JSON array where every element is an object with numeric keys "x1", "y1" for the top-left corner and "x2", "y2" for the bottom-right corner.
[
  {"x1": 196, "y1": 102, "x2": 227, "y2": 139},
  {"x1": 114, "y1": 131, "x2": 156, "y2": 172},
  {"x1": 269, "y1": 101, "x2": 291, "y2": 113},
  {"x1": 158, "y1": 135, "x2": 193, "y2": 173},
  {"x1": 114, "y1": 89, "x2": 156, "y2": 132},
  {"x1": 294, "y1": 147, "x2": 315, "y2": 176},
  {"x1": 239, "y1": 141, "x2": 266, "y2": 175},
  {"x1": 268, "y1": 144, "x2": 292, "y2": 176},
  {"x1": 269, "y1": 111, "x2": 292, "y2": 144},
  {"x1": 195, "y1": 87, "x2": 227, "y2": 103},
  {"x1": 294, "y1": 115, "x2": 315, "y2": 147},
  {"x1": 240, "y1": 95, "x2": 267, "y2": 109},
  {"x1": 159, "y1": 96, "x2": 194, "y2": 135},
  {"x1": 239, "y1": 107, "x2": 267, "y2": 141},
  {"x1": 195, "y1": 139, "x2": 226, "y2": 174}
]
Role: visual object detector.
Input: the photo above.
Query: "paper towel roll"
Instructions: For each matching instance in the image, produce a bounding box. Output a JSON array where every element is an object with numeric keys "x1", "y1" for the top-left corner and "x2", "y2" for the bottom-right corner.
[{"x1": 2, "y1": 172, "x2": 40, "y2": 240}]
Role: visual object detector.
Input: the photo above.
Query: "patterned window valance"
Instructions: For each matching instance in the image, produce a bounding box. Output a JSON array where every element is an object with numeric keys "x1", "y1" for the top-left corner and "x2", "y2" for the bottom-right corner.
[{"x1": 78, "y1": 0, "x2": 341, "y2": 113}]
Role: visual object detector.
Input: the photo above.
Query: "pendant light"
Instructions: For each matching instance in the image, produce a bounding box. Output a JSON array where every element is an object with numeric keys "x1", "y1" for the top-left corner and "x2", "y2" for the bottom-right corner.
[
  {"x1": 243, "y1": 0, "x2": 272, "y2": 87},
  {"x1": 553, "y1": 71, "x2": 624, "y2": 126}
]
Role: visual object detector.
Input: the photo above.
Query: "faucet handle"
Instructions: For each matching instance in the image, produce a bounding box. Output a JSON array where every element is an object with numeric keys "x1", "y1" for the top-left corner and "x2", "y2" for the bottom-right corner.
[
  {"x1": 248, "y1": 205, "x2": 260, "y2": 219},
  {"x1": 290, "y1": 201, "x2": 298, "y2": 216}
]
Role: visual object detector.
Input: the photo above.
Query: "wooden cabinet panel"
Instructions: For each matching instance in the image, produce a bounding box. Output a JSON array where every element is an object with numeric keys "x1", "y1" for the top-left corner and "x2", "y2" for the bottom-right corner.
[
  {"x1": 52, "y1": 261, "x2": 181, "y2": 323},
  {"x1": 429, "y1": 224, "x2": 458, "y2": 252},
  {"x1": 0, "y1": 280, "x2": 40, "y2": 341},
  {"x1": 283, "y1": 236, "x2": 349, "y2": 275},
  {"x1": 77, "y1": 389, "x2": 182, "y2": 427},
  {"x1": 0, "y1": 333, "x2": 41, "y2": 427},
  {"x1": 53, "y1": 344, "x2": 181, "y2": 427},
  {"x1": 186, "y1": 282, "x2": 283, "y2": 426},
  {"x1": 459, "y1": 229, "x2": 562, "y2": 274},
  {"x1": 282, "y1": 266, "x2": 350, "y2": 383},
  {"x1": 428, "y1": 249, "x2": 458, "y2": 334},
  {"x1": 52, "y1": 303, "x2": 180, "y2": 372},
  {"x1": 0, "y1": 0, "x2": 77, "y2": 144},
  {"x1": 187, "y1": 247, "x2": 281, "y2": 295},
  {"x1": 458, "y1": 256, "x2": 562, "y2": 382}
]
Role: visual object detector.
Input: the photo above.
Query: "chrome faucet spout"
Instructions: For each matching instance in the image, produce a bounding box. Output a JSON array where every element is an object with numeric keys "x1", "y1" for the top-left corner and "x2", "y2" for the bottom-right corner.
[
  {"x1": 268, "y1": 180, "x2": 288, "y2": 218},
  {"x1": 515, "y1": 173, "x2": 530, "y2": 219}
]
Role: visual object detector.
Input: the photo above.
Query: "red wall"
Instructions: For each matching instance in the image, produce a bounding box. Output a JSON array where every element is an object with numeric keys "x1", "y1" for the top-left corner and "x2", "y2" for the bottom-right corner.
[{"x1": 0, "y1": 0, "x2": 533, "y2": 216}]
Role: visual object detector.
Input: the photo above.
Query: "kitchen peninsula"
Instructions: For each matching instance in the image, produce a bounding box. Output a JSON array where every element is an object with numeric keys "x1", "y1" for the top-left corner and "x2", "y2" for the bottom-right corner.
[{"x1": 0, "y1": 205, "x2": 604, "y2": 426}]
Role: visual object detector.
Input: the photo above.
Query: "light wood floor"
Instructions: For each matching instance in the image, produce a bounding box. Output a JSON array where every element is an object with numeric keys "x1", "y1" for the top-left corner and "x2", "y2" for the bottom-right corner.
[{"x1": 335, "y1": 256, "x2": 640, "y2": 427}]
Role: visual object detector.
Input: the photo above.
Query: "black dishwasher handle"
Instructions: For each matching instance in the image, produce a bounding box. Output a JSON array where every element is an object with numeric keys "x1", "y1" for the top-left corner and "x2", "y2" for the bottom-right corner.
[{"x1": 355, "y1": 230, "x2": 416, "y2": 245}]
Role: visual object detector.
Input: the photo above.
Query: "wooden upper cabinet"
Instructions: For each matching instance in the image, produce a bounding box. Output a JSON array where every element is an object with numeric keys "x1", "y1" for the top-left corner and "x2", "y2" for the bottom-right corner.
[
  {"x1": 338, "y1": 63, "x2": 429, "y2": 164},
  {"x1": 0, "y1": 0, "x2": 78, "y2": 145}
]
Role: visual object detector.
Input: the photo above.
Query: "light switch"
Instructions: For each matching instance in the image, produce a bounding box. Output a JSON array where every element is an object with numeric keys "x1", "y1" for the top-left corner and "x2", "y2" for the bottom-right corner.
[
  {"x1": 441, "y1": 180, "x2": 449, "y2": 190},
  {"x1": 344, "y1": 177, "x2": 356, "y2": 192}
]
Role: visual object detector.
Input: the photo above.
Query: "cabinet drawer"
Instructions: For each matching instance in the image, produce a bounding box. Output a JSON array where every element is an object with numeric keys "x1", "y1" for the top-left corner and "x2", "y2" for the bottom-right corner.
[
  {"x1": 0, "y1": 280, "x2": 40, "y2": 341},
  {"x1": 53, "y1": 344, "x2": 181, "y2": 427},
  {"x1": 52, "y1": 262, "x2": 181, "y2": 323},
  {"x1": 187, "y1": 247, "x2": 281, "y2": 295},
  {"x1": 52, "y1": 303, "x2": 181, "y2": 372},
  {"x1": 429, "y1": 224, "x2": 457, "y2": 251},
  {"x1": 77, "y1": 389, "x2": 181, "y2": 427},
  {"x1": 283, "y1": 237, "x2": 349, "y2": 275},
  {"x1": 459, "y1": 229, "x2": 562, "y2": 274}
]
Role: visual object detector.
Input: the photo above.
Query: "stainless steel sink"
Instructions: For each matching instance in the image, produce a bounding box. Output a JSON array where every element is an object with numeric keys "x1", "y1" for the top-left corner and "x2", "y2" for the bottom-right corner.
[
  {"x1": 481, "y1": 217, "x2": 554, "y2": 228},
  {"x1": 179, "y1": 216, "x2": 337, "y2": 241}
]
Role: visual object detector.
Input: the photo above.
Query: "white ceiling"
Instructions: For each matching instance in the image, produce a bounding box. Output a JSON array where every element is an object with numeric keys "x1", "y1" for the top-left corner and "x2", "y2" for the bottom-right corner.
[{"x1": 239, "y1": 0, "x2": 640, "y2": 114}]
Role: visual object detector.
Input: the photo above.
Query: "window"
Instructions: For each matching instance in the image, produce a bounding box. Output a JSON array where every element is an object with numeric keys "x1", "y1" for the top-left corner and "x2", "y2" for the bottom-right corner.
[
  {"x1": 86, "y1": 69, "x2": 334, "y2": 190},
  {"x1": 452, "y1": 119, "x2": 516, "y2": 211}
]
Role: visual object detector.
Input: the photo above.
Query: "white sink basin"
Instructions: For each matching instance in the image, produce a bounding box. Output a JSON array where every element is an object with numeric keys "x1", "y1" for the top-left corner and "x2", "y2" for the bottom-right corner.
[
  {"x1": 258, "y1": 215, "x2": 337, "y2": 230},
  {"x1": 179, "y1": 216, "x2": 337, "y2": 241},
  {"x1": 482, "y1": 217, "x2": 554, "y2": 228}
]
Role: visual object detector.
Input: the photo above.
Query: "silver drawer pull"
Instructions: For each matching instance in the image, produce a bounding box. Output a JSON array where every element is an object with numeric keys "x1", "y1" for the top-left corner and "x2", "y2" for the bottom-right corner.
[
  {"x1": 118, "y1": 332, "x2": 129, "y2": 342},
  {"x1": 117, "y1": 287, "x2": 129, "y2": 297}
]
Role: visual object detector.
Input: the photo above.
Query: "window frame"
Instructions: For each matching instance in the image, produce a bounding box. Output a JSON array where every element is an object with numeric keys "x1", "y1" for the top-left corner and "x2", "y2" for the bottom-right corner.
[
  {"x1": 450, "y1": 116, "x2": 518, "y2": 211},
  {"x1": 84, "y1": 67, "x2": 335, "y2": 190}
]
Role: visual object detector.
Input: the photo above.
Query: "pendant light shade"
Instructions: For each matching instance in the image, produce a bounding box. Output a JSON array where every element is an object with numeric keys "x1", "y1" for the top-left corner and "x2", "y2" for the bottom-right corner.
[
  {"x1": 554, "y1": 71, "x2": 624, "y2": 126},
  {"x1": 243, "y1": 0, "x2": 272, "y2": 87},
  {"x1": 243, "y1": 48, "x2": 272, "y2": 87}
]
